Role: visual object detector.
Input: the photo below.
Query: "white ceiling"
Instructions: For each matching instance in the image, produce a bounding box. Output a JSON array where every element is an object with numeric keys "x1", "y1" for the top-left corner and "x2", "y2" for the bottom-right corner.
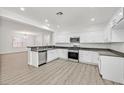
[{"x1": 1, "y1": 7, "x2": 119, "y2": 31}]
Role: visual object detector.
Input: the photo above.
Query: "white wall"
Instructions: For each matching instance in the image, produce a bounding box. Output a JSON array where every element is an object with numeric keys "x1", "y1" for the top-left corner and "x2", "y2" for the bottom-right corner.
[
  {"x1": 110, "y1": 29, "x2": 124, "y2": 53},
  {"x1": 79, "y1": 43, "x2": 110, "y2": 49},
  {"x1": 111, "y1": 29, "x2": 124, "y2": 42},
  {"x1": 110, "y1": 43, "x2": 124, "y2": 53},
  {"x1": 0, "y1": 17, "x2": 53, "y2": 54}
]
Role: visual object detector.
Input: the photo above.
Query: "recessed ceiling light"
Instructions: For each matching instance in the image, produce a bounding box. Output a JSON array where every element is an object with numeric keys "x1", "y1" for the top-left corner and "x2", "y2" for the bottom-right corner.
[
  {"x1": 45, "y1": 19, "x2": 48, "y2": 23},
  {"x1": 20, "y1": 7, "x2": 25, "y2": 11},
  {"x1": 91, "y1": 18, "x2": 95, "y2": 21}
]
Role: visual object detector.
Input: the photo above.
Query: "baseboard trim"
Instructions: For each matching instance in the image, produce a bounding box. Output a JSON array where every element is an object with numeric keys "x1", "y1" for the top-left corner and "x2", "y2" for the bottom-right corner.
[{"x1": 0, "y1": 51, "x2": 27, "y2": 55}]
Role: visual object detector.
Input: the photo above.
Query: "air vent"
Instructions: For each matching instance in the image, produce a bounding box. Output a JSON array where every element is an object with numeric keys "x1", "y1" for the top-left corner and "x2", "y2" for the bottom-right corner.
[{"x1": 56, "y1": 12, "x2": 63, "y2": 16}]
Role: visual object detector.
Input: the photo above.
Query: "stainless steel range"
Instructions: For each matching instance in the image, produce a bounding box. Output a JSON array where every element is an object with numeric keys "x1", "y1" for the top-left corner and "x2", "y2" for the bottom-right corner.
[{"x1": 68, "y1": 49, "x2": 79, "y2": 62}]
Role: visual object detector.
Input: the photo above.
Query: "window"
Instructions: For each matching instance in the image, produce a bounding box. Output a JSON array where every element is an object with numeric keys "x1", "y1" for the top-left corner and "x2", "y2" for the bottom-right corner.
[{"x1": 12, "y1": 34, "x2": 36, "y2": 48}]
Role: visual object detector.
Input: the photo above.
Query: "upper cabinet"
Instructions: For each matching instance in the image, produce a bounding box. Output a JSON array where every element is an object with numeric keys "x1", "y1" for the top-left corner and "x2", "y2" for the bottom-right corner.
[
  {"x1": 42, "y1": 32, "x2": 53, "y2": 46},
  {"x1": 80, "y1": 31, "x2": 105, "y2": 43},
  {"x1": 53, "y1": 32, "x2": 70, "y2": 44},
  {"x1": 34, "y1": 32, "x2": 53, "y2": 46},
  {"x1": 53, "y1": 31, "x2": 107, "y2": 44}
]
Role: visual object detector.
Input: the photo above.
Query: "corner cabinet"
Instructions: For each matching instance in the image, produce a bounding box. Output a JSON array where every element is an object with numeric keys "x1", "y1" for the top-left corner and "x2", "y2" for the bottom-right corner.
[
  {"x1": 79, "y1": 50, "x2": 100, "y2": 65},
  {"x1": 47, "y1": 49, "x2": 68, "y2": 62},
  {"x1": 47, "y1": 49, "x2": 58, "y2": 62}
]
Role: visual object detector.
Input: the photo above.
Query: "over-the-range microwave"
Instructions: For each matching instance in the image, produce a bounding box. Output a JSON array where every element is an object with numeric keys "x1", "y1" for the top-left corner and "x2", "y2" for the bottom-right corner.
[{"x1": 70, "y1": 37, "x2": 80, "y2": 43}]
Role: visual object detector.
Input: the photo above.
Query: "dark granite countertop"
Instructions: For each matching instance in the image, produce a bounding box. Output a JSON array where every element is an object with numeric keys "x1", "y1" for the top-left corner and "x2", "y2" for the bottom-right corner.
[{"x1": 27, "y1": 46, "x2": 124, "y2": 57}]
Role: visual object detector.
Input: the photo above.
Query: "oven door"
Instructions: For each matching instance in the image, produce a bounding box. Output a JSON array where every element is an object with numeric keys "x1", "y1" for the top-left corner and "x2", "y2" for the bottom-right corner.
[{"x1": 68, "y1": 52, "x2": 79, "y2": 60}]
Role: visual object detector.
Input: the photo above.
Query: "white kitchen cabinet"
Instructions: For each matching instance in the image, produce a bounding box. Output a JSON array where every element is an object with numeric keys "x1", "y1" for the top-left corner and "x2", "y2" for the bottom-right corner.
[
  {"x1": 80, "y1": 31, "x2": 105, "y2": 43},
  {"x1": 79, "y1": 50, "x2": 92, "y2": 63},
  {"x1": 47, "y1": 49, "x2": 68, "y2": 62},
  {"x1": 79, "y1": 50, "x2": 99, "y2": 65},
  {"x1": 91, "y1": 52, "x2": 100, "y2": 64},
  {"x1": 53, "y1": 32, "x2": 70, "y2": 43},
  {"x1": 42, "y1": 32, "x2": 52, "y2": 46},
  {"x1": 58, "y1": 49, "x2": 68, "y2": 59},
  {"x1": 100, "y1": 55, "x2": 124, "y2": 84},
  {"x1": 47, "y1": 49, "x2": 58, "y2": 62},
  {"x1": 28, "y1": 51, "x2": 39, "y2": 67}
]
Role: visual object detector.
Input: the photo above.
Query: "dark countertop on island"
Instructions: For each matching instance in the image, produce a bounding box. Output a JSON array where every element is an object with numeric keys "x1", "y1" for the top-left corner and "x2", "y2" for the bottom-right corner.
[{"x1": 27, "y1": 45, "x2": 124, "y2": 57}]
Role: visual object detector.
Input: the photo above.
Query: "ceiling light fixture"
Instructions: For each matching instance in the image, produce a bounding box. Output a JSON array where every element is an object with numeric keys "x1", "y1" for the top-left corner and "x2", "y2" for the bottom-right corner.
[
  {"x1": 91, "y1": 18, "x2": 95, "y2": 21},
  {"x1": 56, "y1": 12, "x2": 63, "y2": 16},
  {"x1": 20, "y1": 7, "x2": 25, "y2": 11}
]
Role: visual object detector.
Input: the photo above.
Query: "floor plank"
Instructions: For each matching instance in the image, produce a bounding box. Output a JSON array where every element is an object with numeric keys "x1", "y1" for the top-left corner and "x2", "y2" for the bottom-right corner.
[{"x1": 0, "y1": 52, "x2": 120, "y2": 85}]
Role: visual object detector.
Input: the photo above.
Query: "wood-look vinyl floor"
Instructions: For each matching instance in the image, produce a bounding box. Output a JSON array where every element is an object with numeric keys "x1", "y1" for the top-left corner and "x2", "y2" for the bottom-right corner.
[{"x1": 0, "y1": 52, "x2": 120, "y2": 85}]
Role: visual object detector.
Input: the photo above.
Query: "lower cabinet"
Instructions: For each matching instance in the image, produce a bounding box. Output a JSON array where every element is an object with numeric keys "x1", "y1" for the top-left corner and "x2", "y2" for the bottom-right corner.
[
  {"x1": 47, "y1": 49, "x2": 58, "y2": 62},
  {"x1": 58, "y1": 49, "x2": 68, "y2": 59},
  {"x1": 28, "y1": 51, "x2": 39, "y2": 67},
  {"x1": 47, "y1": 49, "x2": 68, "y2": 62},
  {"x1": 100, "y1": 55, "x2": 124, "y2": 84},
  {"x1": 79, "y1": 50, "x2": 99, "y2": 65}
]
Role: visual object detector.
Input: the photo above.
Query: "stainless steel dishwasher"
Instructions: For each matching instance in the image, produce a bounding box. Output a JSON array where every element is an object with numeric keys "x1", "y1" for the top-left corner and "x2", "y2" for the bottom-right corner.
[{"x1": 38, "y1": 50, "x2": 47, "y2": 66}]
